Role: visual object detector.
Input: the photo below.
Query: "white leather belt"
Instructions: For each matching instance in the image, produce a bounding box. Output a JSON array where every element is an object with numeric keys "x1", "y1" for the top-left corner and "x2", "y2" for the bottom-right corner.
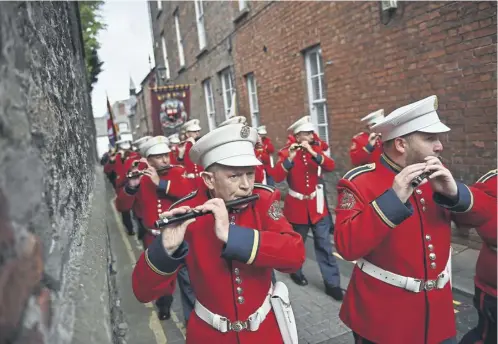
[
  {"x1": 288, "y1": 188, "x2": 316, "y2": 200},
  {"x1": 186, "y1": 173, "x2": 200, "y2": 179},
  {"x1": 194, "y1": 286, "x2": 272, "y2": 333},
  {"x1": 356, "y1": 256, "x2": 451, "y2": 293}
]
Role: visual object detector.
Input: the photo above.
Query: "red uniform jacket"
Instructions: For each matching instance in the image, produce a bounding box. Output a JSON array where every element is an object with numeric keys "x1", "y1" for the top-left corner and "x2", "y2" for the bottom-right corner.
[
  {"x1": 334, "y1": 154, "x2": 491, "y2": 344},
  {"x1": 471, "y1": 170, "x2": 497, "y2": 297},
  {"x1": 115, "y1": 154, "x2": 142, "y2": 190},
  {"x1": 260, "y1": 137, "x2": 275, "y2": 175},
  {"x1": 115, "y1": 166, "x2": 193, "y2": 247},
  {"x1": 132, "y1": 184, "x2": 305, "y2": 344},
  {"x1": 349, "y1": 132, "x2": 382, "y2": 167},
  {"x1": 273, "y1": 144, "x2": 335, "y2": 224},
  {"x1": 170, "y1": 147, "x2": 180, "y2": 165},
  {"x1": 183, "y1": 140, "x2": 204, "y2": 189}
]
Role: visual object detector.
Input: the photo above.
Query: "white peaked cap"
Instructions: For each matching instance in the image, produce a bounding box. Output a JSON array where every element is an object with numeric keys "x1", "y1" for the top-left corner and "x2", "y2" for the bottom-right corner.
[
  {"x1": 140, "y1": 136, "x2": 171, "y2": 157},
  {"x1": 288, "y1": 115, "x2": 315, "y2": 134},
  {"x1": 183, "y1": 119, "x2": 201, "y2": 132},
  {"x1": 218, "y1": 116, "x2": 247, "y2": 127},
  {"x1": 257, "y1": 125, "x2": 267, "y2": 135},
  {"x1": 116, "y1": 139, "x2": 131, "y2": 150},
  {"x1": 168, "y1": 134, "x2": 180, "y2": 144},
  {"x1": 372, "y1": 95, "x2": 450, "y2": 141},
  {"x1": 361, "y1": 109, "x2": 385, "y2": 126},
  {"x1": 189, "y1": 124, "x2": 262, "y2": 169},
  {"x1": 133, "y1": 136, "x2": 152, "y2": 146}
]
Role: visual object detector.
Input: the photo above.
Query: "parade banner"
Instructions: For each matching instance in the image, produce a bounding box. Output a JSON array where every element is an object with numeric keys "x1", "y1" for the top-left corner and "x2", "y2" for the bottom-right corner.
[
  {"x1": 106, "y1": 96, "x2": 119, "y2": 147},
  {"x1": 151, "y1": 84, "x2": 191, "y2": 136}
]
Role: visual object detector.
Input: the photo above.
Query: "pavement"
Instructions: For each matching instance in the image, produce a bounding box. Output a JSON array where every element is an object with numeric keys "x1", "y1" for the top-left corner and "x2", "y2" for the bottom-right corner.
[{"x1": 105, "y1": 183, "x2": 482, "y2": 344}]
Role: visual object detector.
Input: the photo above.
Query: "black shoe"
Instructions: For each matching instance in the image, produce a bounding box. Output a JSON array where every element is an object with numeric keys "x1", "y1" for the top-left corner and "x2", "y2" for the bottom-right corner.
[
  {"x1": 158, "y1": 309, "x2": 171, "y2": 320},
  {"x1": 325, "y1": 286, "x2": 343, "y2": 301},
  {"x1": 290, "y1": 273, "x2": 308, "y2": 286},
  {"x1": 127, "y1": 229, "x2": 135, "y2": 236}
]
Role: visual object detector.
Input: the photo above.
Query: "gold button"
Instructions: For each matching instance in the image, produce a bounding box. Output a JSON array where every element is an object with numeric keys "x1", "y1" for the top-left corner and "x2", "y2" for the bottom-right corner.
[
  {"x1": 425, "y1": 235, "x2": 431, "y2": 241},
  {"x1": 234, "y1": 268, "x2": 240, "y2": 275},
  {"x1": 237, "y1": 296, "x2": 244, "y2": 304},
  {"x1": 235, "y1": 277, "x2": 242, "y2": 284},
  {"x1": 428, "y1": 244, "x2": 434, "y2": 251},
  {"x1": 429, "y1": 253, "x2": 436, "y2": 261},
  {"x1": 422, "y1": 206, "x2": 427, "y2": 211},
  {"x1": 430, "y1": 262, "x2": 437, "y2": 269},
  {"x1": 157, "y1": 204, "x2": 162, "y2": 208},
  {"x1": 420, "y1": 198, "x2": 425, "y2": 204},
  {"x1": 416, "y1": 189, "x2": 422, "y2": 195},
  {"x1": 236, "y1": 287, "x2": 243, "y2": 295}
]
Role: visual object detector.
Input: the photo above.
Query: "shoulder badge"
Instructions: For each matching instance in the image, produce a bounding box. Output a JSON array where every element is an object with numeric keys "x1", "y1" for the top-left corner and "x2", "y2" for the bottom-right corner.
[
  {"x1": 343, "y1": 163, "x2": 376, "y2": 181},
  {"x1": 254, "y1": 183, "x2": 275, "y2": 193},
  {"x1": 338, "y1": 189, "x2": 356, "y2": 210},
  {"x1": 477, "y1": 169, "x2": 497, "y2": 184},
  {"x1": 168, "y1": 190, "x2": 198, "y2": 210},
  {"x1": 268, "y1": 200, "x2": 283, "y2": 220}
]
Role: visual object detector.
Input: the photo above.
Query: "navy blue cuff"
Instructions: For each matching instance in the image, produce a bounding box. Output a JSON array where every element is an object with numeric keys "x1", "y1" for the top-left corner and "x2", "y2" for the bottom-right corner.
[
  {"x1": 312, "y1": 154, "x2": 324, "y2": 165},
  {"x1": 157, "y1": 179, "x2": 169, "y2": 192},
  {"x1": 125, "y1": 184, "x2": 139, "y2": 195},
  {"x1": 221, "y1": 225, "x2": 260, "y2": 264},
  {"x1": 365, "y1": 143, "x2": 375, "y2": 153},
  {"x1": 282, "y1": 158, "x2": 294, "y2": 171},
  {"x1": 371, "y1": 188, "x2": 413, "y2": 228},
  {"x1": 145, "y1": 235, "x2": 188, "y2": 275},
  {"x1": 433, "y1": 182, "x2": 473, "y2": 213}
]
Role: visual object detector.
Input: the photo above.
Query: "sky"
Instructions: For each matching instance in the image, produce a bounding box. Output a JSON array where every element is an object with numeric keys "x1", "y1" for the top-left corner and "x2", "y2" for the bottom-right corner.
[{"x1": 91, "y1": 0, "x2": 155, "y2": 118}]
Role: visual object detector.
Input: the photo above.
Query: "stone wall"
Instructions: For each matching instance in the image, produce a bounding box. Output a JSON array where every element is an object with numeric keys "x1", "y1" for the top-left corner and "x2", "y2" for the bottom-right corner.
[{"x1": 0, "y1": 2, "x2": 112, "y2": 343}]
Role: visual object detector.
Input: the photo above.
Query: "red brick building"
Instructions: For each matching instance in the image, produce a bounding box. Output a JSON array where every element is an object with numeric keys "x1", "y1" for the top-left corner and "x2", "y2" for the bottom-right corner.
[{"x1": 232, "y1": 1, "x2": 496, "y2": 189}]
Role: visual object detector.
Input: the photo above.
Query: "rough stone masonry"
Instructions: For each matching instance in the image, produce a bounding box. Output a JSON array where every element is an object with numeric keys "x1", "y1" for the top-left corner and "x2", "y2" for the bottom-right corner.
[{"x1": 0, "y1": 2, "x2": 117, "y2": 343}]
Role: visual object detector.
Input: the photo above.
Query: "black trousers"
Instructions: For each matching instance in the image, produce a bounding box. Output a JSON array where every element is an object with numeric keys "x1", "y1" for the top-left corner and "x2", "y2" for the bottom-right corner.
[
  {"x1": 460, "y1": 285, "x2": 497, "y2": 344},
  {"x1": 120, "y1": 210, "x2": 134, "y2": 234}
]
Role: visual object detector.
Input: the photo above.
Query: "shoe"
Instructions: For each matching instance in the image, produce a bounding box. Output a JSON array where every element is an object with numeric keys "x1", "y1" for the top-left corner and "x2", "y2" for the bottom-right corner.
[
  {"x1": 290, "y1": 273, "x2": 308, "y2": 286},
  {"x1": 158, "y1": 309, "x2": 171, "y2": 320},
  {"x1": 325, "y1": 285, "x2": 344, "y2": 301},
  {"x1": 127, "y1": 230, "x2": 135, "y2": 236}
]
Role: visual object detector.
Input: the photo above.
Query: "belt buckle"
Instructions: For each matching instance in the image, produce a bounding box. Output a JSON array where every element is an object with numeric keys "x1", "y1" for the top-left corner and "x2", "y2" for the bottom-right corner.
[
  {"x1": 424, "y1": 280, "x2": 436, "y2": 291},
  {"x1": 229, "y1": 320, "x2": 248, "y2": 332}
]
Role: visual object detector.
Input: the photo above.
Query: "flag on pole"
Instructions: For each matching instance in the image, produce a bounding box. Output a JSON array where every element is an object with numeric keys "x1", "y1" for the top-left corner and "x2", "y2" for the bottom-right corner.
[{"x1": 106, "y1": 95, "x2": 119, "y2": 147}]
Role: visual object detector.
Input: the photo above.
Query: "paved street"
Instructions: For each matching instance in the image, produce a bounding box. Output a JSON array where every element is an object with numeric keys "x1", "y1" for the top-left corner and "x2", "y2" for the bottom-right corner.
[{"x1": 106, "y1": 184, "x2": 478, "y2": 344}]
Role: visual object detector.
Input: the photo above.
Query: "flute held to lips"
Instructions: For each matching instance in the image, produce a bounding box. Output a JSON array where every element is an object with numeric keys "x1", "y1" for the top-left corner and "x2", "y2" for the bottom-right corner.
[
  {"x1": 410, "y1": 156, "x2": 443, "y2": 188},
  {"x1": 155, "y1": 194, "x2": 260, "y2": 228}
]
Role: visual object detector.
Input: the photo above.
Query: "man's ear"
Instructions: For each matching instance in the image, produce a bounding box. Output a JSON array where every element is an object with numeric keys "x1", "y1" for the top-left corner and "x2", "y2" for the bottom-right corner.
[
  {"x1": 200, "y1": 171, "x2": 215, "y2": 190},
  {"x1": 394, "y1": 137, "x2": 407, "y2": 154}
]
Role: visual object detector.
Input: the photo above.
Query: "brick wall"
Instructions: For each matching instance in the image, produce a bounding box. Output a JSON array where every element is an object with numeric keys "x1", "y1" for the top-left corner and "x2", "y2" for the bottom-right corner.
[
  {"x1": 150, "y1": 1, "x2": 239, "y2": 133},
  {"x1": 233, "y1": 1, "x2": 497, "y2": 207}
]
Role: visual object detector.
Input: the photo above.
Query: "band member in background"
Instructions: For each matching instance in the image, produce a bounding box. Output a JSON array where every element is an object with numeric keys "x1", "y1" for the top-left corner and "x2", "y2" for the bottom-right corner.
[
  {"x1": 132, "y1": 123, "x2": 305, "y2": 343},
  {"x1": 117, "y1": 136, "x2": 196, "y2": 322},
  {"x1": 349, "y1": 109, "x2": 384, "y2": 167},
  {"x1": 460, "y1": 169, "x2": 497, "y2": 344},
  {"x1": 273, "y1": 115, "x2": 343, "y2": 301},
  {"x1": 256, "y1": 125, "x2": 276, "y2": 186},
  {"x1": 335, "y1": 95, "x2": 492, "y2": 344},
  {"x1": 178, "y1": 119, "x2": 204, "y2": 189},
  {"x1": 167, "y1": 134, "x2": 181, "y2": 165}
]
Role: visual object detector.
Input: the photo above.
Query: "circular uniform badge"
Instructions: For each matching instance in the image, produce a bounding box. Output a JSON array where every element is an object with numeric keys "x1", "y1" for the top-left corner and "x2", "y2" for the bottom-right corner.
[{"x1": 240, "y1": 126, "x2": 250, "y2": 138}]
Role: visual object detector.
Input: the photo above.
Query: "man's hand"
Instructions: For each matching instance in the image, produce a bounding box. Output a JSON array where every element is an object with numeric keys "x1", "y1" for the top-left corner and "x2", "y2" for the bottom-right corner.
[
  {"x1": 368, "y1": 133, "x2": 381, "y2": 146},
  {"x1": 159, "y1": 206, "x2": 196, "y2": 255},
  {"x1": 288, "y1": 143, "x2": 300, "y2": 160},
  {"x1": 193, "y1": 198, "x2": 230, "y2": 243},
  {"x1": 300, "y1": 141, "x2": 317, "y2": 157},
  {"x1": 143, "y1": 166, "x2": 160, "y2": 186},
  {"x1": 392, "y1": 163, "x2": 428, "y2": 203},
  {"x1": 178, "y1": 144, "x2": 186, "y2": 159},
  {"x1": 424, "y1": 156, "x2": 458, "y2": 199}
]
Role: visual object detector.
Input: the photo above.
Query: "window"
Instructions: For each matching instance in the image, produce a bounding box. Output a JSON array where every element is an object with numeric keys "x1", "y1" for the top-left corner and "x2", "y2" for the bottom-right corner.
[
  {"x1": 157, "y1": 0, "x2": 162, "y2": 11},
  {"x1": 161, "y1": 35, "x2": 171, "y2": 80},
  {"x1": 220, "y1": 69, "x2": 235, "y2": 119},
  {"x1": 246, "y1": 74, "x2": 259, "y2": 127},
  {"x1": 174, "y1": 13, "x2": 185, "y2": 67},
  {"x1": 238, "y1": 0, "x2": 247, "y2": 11},
  {"x1": 203, "y1": 79, "x2": 216, "y2": 131},
  {"x1": 194, "y1": 0, "x2": 207, "y2": 50},
  {"x1": 304, "y1": 46, "x2": 329, "y2": 153}
]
